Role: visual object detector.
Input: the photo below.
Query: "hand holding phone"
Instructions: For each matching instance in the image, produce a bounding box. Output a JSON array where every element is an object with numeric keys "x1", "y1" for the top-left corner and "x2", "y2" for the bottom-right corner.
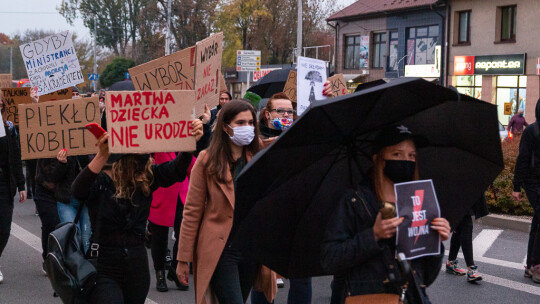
[{"x1": 86, "y1": 123, "x2": 106, "y2": 139}]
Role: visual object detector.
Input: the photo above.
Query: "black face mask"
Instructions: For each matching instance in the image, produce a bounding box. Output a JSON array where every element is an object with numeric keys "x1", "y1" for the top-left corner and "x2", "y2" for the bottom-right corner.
[{"x1": 383, "y1": 160, "x2": 416, "y2": 183}]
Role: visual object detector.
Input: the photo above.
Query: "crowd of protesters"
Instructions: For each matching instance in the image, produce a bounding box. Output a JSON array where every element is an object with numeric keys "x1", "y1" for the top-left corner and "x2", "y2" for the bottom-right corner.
[{"x1": 0, "y1": 76, "x2": 537, "y2": 304}]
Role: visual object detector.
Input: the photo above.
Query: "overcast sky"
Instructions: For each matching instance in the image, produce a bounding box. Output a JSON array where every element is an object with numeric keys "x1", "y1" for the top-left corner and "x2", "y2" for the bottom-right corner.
[{"x1": 0, "y1": 0, "x2": 355, "y2": 42}]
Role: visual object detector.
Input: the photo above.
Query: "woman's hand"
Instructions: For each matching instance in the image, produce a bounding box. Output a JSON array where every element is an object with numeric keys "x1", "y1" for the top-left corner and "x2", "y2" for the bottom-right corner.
[
  {"x1": 322, "y1": 80, "x2": 335, "y2": 98},
  {"x1": 373, "y1": 212, "x2": 404, "y2": 241},
  {"x1": 431, "y1": 217, "x2": 451, "y2": 241},
  {"x1": 201, "y1": 104, "x2": 211, "y2": 125},
  {"x1": 191, "y1": 119, "x2": 204, "y2": 142},
  {"x1": 30, "y1": 87, "x2": 39, "y2": 103},
  {"x1": 57, "y1": 149, "x2": 67, "y2": 163},
  {"x1": 97, "y1": 133, "x2": 110, "y2": 158},
  {"x1": 19, "y1": 190, "x2": 26, "y2": 203},
  {"x1": 176, "y1": 261, "x2": 190, "y2": 285}
]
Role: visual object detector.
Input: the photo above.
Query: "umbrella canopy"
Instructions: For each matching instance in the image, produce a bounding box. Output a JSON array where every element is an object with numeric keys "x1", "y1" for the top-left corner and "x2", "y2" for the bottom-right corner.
[
  {"x1": 248, "y1": 68, "x2": 295, "y2": 98},
  {"x1": 355, "y1": 79, "x2": 387, "y2": 92},
  {"x1": 109, "y1": 80, "x2": 135, "y2": 91},
  {"x1": 235, "y1": 78, "x2": 503, "y2": 278}
]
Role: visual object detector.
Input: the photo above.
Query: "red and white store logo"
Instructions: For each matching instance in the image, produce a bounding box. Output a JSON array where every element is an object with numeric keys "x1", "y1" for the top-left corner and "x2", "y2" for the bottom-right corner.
[
  {"x1": 536, "y1": 58, "x2": 540, "y2": 76},
  {"x1": 454, "y1": 56, "x2": 475, "y2": 75}
]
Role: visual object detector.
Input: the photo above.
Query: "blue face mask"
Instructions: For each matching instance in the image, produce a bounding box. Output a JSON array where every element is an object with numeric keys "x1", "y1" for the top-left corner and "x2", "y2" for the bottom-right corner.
[{"x1": 271, "y1": 117, "x2": 293, "y2": 130}]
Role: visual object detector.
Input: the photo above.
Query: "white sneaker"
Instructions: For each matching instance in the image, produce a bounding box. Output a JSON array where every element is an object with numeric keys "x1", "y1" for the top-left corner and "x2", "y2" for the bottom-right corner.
[
  {"x1": 277, "y1": 278, "x2": 284, "y2": 288},
  {"x1": 0, "y1": 268, "x2": 3, "y2": 283}
]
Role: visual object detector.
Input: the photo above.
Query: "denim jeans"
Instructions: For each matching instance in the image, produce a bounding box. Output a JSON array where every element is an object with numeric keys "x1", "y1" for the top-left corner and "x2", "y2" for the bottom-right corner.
[
  {"x1": 57, "y1": 198, "x2": 91, "y2": 253},
  {"x1": 210, "y1": 247, "x2": 257, "y2": 304}
]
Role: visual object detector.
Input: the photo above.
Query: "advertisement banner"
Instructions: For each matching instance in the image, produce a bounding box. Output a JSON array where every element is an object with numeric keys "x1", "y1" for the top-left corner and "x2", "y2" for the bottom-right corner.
[
  {"x1": 359, "y1": 36, "x2": 369, "y2": 68},
  {"x1": 454, "y1": 56, "x2": 475, "y2": 75},
  {"x1": 395, "y1": 179, "x2": 441, "y2": 260},
  {"x1": 19, "y1": 31, "x2": 84, "y2": 96},
  {"x1": 474, "y1": 54, "x2": 526, "y2": 75}
]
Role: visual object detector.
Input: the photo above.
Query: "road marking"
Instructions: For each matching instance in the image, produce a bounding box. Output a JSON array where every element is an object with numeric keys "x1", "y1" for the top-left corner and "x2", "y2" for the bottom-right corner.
[
  {"x1": 445, "y1": 250, "x2": 523, "y2": 270},
  {"x1": 11, "y1": 222, "x2": 160, "y2": 304},
  {"x1": 10, "y1": 222, "x2": 42, "y2": 253},
  {"x1": 473, "y1": 229, "x2": 503, "y2": 257}
]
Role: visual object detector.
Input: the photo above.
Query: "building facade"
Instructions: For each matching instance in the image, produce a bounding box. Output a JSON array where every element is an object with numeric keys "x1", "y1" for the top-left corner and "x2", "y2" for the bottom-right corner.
[
  {"x1": 448, "y1": 0, "x2": 540, "y2": 125},
  {"x1": 327, "y1": 0, "x2": 446, "y2": 88}
]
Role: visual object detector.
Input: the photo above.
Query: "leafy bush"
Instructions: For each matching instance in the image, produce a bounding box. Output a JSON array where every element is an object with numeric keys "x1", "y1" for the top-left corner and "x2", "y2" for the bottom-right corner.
[
  {"x1": 99, "y1": 57, "x2": 135, "y2": 88},
  {"x1": 485, "y1": 136, "x2": 534, "y2": 216}
]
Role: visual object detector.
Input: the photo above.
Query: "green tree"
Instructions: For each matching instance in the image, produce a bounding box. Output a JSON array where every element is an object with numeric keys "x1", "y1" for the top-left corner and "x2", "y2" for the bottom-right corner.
[
  {"x1": 59, "y1": 0, "x2": 147, "y2": 57},
  {"x1": 99, "y1": 57, "x2": 135, "y2": 87}
]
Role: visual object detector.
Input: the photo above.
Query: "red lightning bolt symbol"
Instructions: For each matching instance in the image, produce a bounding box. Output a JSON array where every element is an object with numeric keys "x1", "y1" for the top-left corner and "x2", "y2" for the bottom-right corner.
[{"x1": 411, "y1": 190, "x2": 427, "y2": 245}]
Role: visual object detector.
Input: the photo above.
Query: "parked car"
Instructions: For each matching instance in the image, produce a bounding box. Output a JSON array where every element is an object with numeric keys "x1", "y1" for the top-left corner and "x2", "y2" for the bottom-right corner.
[{"x1": 499, "y1": 121, "x2": 508, "y2": 141}]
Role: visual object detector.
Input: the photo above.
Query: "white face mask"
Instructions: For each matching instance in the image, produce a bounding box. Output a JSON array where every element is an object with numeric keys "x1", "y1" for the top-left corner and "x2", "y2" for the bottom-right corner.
[{"x1": 228, "y1": 125, "x2": 255, "y2": 146}]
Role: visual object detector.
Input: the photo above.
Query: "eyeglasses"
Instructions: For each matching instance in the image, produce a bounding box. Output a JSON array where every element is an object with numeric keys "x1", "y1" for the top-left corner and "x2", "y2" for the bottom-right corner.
[{"x1": 270, "y1": 108, "x2": 296, "y2": 115}]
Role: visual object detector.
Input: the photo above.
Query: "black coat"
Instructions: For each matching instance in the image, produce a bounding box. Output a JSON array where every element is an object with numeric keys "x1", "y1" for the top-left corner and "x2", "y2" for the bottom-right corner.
[
  {"x1": 35, "y1": 156, "x2": 89, "y2": 204},
  {"x1": 321, "y1": 183, "x2": 443, "y2": 304},
  {"x1": 513, "y1": 101, "x2": 540, "y2": 191},
  {"x1": 4, "y1": 121, "x2": 25, "y2": 198}
]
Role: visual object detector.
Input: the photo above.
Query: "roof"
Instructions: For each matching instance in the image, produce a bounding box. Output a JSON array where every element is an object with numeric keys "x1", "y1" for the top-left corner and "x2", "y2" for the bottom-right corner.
[{"x1": 327, "y1": 0, "x2": 439, "y2": 21}]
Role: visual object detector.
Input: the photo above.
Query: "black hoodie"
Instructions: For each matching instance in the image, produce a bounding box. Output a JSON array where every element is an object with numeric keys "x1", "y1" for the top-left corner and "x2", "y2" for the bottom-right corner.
[{"x1": 513, "y1": 99, "x2": 540, "y2": 191}]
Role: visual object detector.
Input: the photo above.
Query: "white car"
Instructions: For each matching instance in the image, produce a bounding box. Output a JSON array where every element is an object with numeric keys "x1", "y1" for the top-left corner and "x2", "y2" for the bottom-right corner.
[{"x1": 499, "y1": 122, "x2": 508, "y2": 140}]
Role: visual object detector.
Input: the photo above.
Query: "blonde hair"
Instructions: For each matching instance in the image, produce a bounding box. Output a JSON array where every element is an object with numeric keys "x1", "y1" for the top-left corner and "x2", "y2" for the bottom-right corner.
[{"x1": 112, "y1": 155, "x2": 154, "y2": 203}]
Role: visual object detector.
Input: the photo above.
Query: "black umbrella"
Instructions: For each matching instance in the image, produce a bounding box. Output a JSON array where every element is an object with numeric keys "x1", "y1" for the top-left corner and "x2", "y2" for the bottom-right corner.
[
  {"x1": 248, "y1": 68, "x2": 295, "y2": 98},
  {"x1": 235, "y1": 78, "x2": 503, "y2": 278},
  {"x1": 355, "y1": 79, "x2": 387, "y2": 92},
  {"x1": 109, "y1": 80, "x2": 135, "y2": 91}
]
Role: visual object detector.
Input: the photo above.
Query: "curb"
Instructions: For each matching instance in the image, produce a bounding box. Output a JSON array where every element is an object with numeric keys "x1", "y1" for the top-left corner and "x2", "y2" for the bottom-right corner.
[{"x1": 477, "y1": 214, "x2": 531, "y2": 233}]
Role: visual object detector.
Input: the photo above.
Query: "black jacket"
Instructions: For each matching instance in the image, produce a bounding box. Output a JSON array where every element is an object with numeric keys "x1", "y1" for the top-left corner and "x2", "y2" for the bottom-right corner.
[
  {"x1": 321, "y1": 183, "x2": 443, "y2": 304},
  {"x1": 35, "y1": 155, "x2": 89, "y2": 204},
  {"x1": 71, "y1": 152, "x2": 192, "y2": 247},
  {"x1": 513, "y1": 101, "x2": 540, "y2": 191},
  {"x1": 259, "y1": 124, "x2": 282, "y2": 139},
  {"x1": 3, "y1": 121, "x2": 25, "y2": 198}
]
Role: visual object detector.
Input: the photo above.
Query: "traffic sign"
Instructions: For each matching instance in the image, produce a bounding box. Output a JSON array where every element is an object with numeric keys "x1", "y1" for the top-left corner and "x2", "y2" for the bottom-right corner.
[
  {"x1": 237, "y1": 50, "x2": 261, "y2": 72},
  {"x1": 88, "y1": 73, "x2": 99, "y2": 81}
]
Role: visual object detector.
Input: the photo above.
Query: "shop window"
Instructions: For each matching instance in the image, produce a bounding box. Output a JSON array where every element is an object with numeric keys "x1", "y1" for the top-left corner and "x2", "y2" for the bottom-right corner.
[
  {"x1": 458, "y1": 11, "x2": 471, "y2": 44},
  {"x1": 387, "y1": 31, "x2": 399, "y2": 71},
  {"x1": 497, "y1": 5, "x2": 517, "y2": 42},
  {"x1": 406, "y1": 25, "x2": 439, "y2": 65},
  {"x1": 496, "y1": 75, "x2": 526, "y2": 125},
  {"x1": 456, "y1": 75, "x2": 482, "y2": 100},
  {"x1": 344, "y1": 35, "x2": 361, "y2": 70},
  {"x1": 372, "y1": 32, "x2": 387, "y2": 68}
]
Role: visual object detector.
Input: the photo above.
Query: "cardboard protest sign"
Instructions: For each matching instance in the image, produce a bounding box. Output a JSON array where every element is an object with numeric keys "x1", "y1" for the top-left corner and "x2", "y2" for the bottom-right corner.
[
  {"x1": 395, "y1": 180, "x2": 441, "y2": 260},
  {"x1": 0, "y1": 74, "x2": 12, "y2": 88},
  {"x1": 129, "y1": 46, "x2": 196, "y2": 91},
  {"x1": 297, "y1": 56, "x2": 326, "y2": 115},
  {"x1": 19, "y1": 31, "x2": 84, "y2": 96},
  {"x1": 327, "y1": 74, "x2": 348, "y2": 97},
  {"x1": 1, "y1": 88, "x2": 32, "y2": 125},
  {"x1": 18, "y1": 97, "x2": 100, "y2": 160},
  {"x1": 282, "y1": 70, "x2": 297, "y2": 103},
  {"x1": 194, "y1": 32, "x2": 223, "y2": 116},
  {"x1": 105, "y1": 90, "x2": 196, "y2": 154},
  {"x1": 40, "y1": 87, "x2": 72, "y2": 102},
  {"x1": 219, "y1": 72, "x2": 227, "y2": 93}
]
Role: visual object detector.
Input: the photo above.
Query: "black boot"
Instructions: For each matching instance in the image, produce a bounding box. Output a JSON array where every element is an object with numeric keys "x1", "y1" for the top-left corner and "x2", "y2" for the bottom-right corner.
[
  {"x1": 167, "y1": 264, "x2": 189, "y2": 290},
  {"x1": 156, "y1": 270, "x2": 168, "y2": 292}
]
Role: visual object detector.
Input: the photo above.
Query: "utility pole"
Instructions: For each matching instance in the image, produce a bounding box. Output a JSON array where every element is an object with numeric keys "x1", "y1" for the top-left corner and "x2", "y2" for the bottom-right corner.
[
  {"x1": 297, "y1": 0, "x2": 302, "y2": 60},
  {"x1": 165, "y1": 0, "x2": 172, "y2": 55},
  {"x1": 9, "y1": 47, "x2": 12, "y2": 75},
  {"x1": 93, "y1": 14, "x2": 97, "y2": 91}
]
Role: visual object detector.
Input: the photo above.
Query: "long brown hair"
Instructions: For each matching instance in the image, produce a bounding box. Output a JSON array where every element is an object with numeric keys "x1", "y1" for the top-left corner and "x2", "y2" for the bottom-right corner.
[
  {"x1": 206, "y1": 100, "x2": 260, "y2": 184},
  {"x1": 259, "y1": 92, "x2": 295, "y2": 127},
  {"x1": 372, "y1": 142, "x2": 420, "y2": 202},
  {"x1": 112, "y1": 155, "x2": 155, "y2": 203},
  {"x1": 0, "y1": 91, "x2": 6, "y2": 125}
]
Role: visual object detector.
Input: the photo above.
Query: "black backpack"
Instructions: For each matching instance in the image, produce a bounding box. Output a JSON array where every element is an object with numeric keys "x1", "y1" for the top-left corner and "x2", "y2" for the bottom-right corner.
[{"x1": 45, "y1": 206, "x2": 97, "y2": 304}]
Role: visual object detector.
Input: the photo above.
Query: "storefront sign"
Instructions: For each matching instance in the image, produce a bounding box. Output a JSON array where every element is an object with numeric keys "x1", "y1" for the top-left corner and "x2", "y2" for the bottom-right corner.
[
  {"x1": 225, "y1": 71, "x2": 238, "y2": 79},
  {"x1": 536, "y1": 58, "x2": 540, "y2": 76},
  {"x1": 454, "y1": 56, "x2": 475, "y2": 75},
  {"x1": 405, "y1": 46, "x2": 441, "y2": 78},
  {"x1": 474, "y1": 54, "x2": 525, "y2": 75},
  {"x1": 252, "y1": 68, "x2": 280, "y2": 82}
]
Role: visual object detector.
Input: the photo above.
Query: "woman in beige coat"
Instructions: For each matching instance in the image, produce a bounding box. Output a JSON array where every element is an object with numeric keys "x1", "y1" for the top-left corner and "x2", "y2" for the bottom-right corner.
[{"x1": 177, "y1": 100, "x2": 276, "y2": 304}]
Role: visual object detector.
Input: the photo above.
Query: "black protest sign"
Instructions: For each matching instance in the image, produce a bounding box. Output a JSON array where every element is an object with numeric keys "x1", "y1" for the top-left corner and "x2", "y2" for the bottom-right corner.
[
  {"x1": 395, "y1": 179, "x2": 441, "y2": 260},
  {"x1": 18, "y1": 97, "x2": 100, "y2": 160}
]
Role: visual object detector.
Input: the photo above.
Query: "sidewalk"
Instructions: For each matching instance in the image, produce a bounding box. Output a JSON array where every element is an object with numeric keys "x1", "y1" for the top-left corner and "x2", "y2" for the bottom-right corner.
[{"x1": 478, "y1": 213, "x2": 532, "y2": 233}]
